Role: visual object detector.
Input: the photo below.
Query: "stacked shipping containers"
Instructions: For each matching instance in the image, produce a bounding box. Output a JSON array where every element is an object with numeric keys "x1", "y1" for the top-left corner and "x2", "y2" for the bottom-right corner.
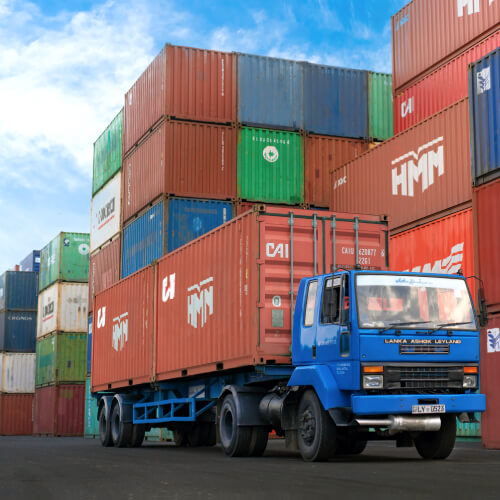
[{"x1": 34, "y1": 232, "x2": 89, "y2": 436}]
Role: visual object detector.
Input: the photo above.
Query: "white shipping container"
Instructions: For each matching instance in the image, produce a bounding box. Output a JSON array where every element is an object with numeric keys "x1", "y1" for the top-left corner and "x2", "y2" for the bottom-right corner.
[
  {"x1": 90, "y1": 172, "x2": 121, "y2": 253},
  {"x1": 0, "y1": 353, "x2": 35, "y2": 393},
  {"x1": 37, "y1": 282, "x2": 88, "y2": 338}
]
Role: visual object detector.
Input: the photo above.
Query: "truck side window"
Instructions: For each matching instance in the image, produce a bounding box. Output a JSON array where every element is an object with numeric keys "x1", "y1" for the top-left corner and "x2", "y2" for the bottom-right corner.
[
  {"x1": 304, "y1": 281, "x2": 318, "y2": 327},
  {"x1": 321, "y1": 278, "x2": 340, "y2": 324}
]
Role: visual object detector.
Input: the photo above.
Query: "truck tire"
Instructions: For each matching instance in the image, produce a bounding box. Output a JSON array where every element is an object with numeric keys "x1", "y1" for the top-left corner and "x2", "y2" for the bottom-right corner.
[
  {"x1": 187, "y1": 423, "x2": 217, "y2": 447},
  {"x1": 129, "y1": 424, "x2": 146, "y2": 448},
  {"x1": 98, "y1": 407, "x2": 113, "y2": 447},
  {"x1": 219, "y1": 394, "x2": 252, "y2": 457},
  {"x1": 297, "y1": 390, "x2": 336, "y2": 462},
  {"x1": 110, "y1": 403, "x2": 133, "y2": 448},
  {"x1": 335, "y1": 436, "x2": 367, "y2": 456},
  {"x1": 248, "y1": 427, "x2": 268, "y2": 457},
  {"x1": 415, "y1": 414, "x2": 457, "y2": 460}
]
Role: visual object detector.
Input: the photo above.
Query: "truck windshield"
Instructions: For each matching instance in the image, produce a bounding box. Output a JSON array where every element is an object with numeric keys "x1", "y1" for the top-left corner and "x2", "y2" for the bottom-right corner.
[{"x1": 355, "y1": 274, "x2": 476, "y2": 331}]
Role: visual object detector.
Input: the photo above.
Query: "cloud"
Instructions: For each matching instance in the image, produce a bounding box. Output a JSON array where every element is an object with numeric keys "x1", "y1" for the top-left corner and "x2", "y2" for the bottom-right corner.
[{"x1": 317, "y1": 0, "x2": 343, "y2": 31}]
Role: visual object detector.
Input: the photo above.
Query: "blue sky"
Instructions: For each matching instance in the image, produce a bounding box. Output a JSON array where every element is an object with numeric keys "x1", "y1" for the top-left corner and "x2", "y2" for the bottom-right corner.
[{"x1": 0, "y1": 0, "x2": 406, "y2": 272}]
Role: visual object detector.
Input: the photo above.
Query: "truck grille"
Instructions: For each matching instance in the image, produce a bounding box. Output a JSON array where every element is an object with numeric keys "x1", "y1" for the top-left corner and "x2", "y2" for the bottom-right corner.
[
  {"x1": 399, "y1": 344, "x2": 450, "y2": 354},
  {"x1": 384, "y1": 365, "x2": 463, "y2": 390}
]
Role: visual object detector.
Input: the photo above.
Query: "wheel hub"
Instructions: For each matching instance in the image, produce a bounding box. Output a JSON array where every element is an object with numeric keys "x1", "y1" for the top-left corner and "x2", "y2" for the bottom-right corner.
[{"x1": 300, "y1": 408, "x2": 316, "y2": 445}]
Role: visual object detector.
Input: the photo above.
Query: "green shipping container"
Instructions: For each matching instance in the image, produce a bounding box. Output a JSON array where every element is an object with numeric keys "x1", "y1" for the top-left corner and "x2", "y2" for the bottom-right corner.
[
  {"x1": 93, "y1": 109, "x2": 123, "y2": 195},
  {"x1": 39, "y1": 232, "x2": 90, "y2": 291},
  {"x1": 35, "y1": 333, "x2": 87, "y2": 387},
  {"x1": 368, "y1": 72, "x2": 393, "y2": 141},
  {"x1": 237, "y1": 127, "x2": 304, "y2": 205}
]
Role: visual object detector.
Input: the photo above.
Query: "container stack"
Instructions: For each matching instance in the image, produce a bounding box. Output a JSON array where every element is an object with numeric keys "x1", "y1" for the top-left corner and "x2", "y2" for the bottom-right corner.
[
  {"x1": 34, "y1": 232, "x2": 89, "y2": 436},
  {"x1": 0, "y1": 270, "x2": 38, "y2": 435}
]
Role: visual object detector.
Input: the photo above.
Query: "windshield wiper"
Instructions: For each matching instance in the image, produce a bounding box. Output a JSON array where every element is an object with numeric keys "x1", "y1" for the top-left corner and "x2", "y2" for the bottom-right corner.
[
  {"x1": 378, "y1": 321, "x2": 432, "y2": 334},
  {"x1": 428, "y1": 321, "x2": 473, "y2": 333}
]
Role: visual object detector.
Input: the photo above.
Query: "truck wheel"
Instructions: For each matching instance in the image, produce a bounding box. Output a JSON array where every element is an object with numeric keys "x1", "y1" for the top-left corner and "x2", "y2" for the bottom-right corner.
[
  {"x1": 129, "y1": 424, "x2": 146, "y2": 448},
  {"x1": 188, "y1": 423, "x2": 216, "y2": 447},
  {"x1": 98, "y1": 407, "x2": 113, "y2": 447},
  {"x1": 248, "y1": 427, "x2": 268, "y2": 457},
  {"x1": 335, "y1": 436, "x2": 367, "y2": 456},
  {"x1": 110, "y1": 403, "x2": 132, "y2": 448},
  {"x1": 219, "y1": 394, "x2": 252, "y2": 457},
  {"x1": 297, "y1": 390, "x2": 336, "y2": 462},
  {"x1": 415, "y1": 414, "x2": 457, "y2": 460}
]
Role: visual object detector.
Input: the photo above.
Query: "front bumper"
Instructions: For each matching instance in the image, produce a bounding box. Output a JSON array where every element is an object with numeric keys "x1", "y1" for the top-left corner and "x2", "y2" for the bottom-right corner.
[{"x1": 351, "y1": 393, "x2": 486, "y2": 415}]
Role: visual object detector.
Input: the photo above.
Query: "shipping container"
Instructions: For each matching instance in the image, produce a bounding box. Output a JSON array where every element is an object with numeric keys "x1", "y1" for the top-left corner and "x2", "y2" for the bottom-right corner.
[
  {"x1": 0, "y1": 394, "x2": 33, "y2": 435},
  {"x1": 469, "y1": 45, "x2": 500, "y2": 186},
  {"x1": 121, "y1": 197, "x2": 233, "y2": 278},
  {"x1": 93, "y1": 207, "x2": 389, "y2": 391},
  {"x1": 33, "y1": 384, "x2": 84, "y2": 436},
  {"x1": 237, "y1": 127, "x2": 304, "y2": 204},
  {"x1": 93, "y1": 108, "x2": 123, "y2": 195},
  {"x1": 0, "y1": 353, "x2": 35, "y2": 393},
  {"x1": 331, "y1": 99, "x2": 472, "y2": 232},
  {"x1": 39, "y1": 232, "x2": 90, "y2": 291},
  {"x1": 88, "y1": 236, "x2": 120, "y2": 314},
  {"x1": 37, "y1": 282, "x2": 88, "y2": 338},
  {"x1": 0, "y1": 271, "x2": 38, "y2": 311},
  {"x1": 0, "y1": 310, "x2": 37, "y2": 352},
  {"x1": 237, "y1": 53, "x2": 303, "y2": 131},
  {"x1": 304, "y1": 134, "x2": 368, "y2": 208},
  {"x1": 122, "y1": 120, "x2": 236, "y2": 223},
  {"x1": 303, "y1": 63, "x2": 368, "y2": 138},
  {"x1": 392, "y1": 0, "x2": 500, "y2": 92},
  {"x1": 90, "y1": 172, "x2": 121, "y2": 253},
  {"x1": 456, "y1": 409, "x2": 482, "y2": 437},
  {"x1": 35, "y1": 333, "x2": 87, "y2": 387},
  {"x1": 19, "y1": 250, "x2": 40, "y2": 273},
  {"x1": 394, "y1": 30, "x2": 500, "y2": 135},
  {"x1": 369, "y1": 72, "x2": 393, "y2": 141},
  {"x1": 124, "y1": 45, "x2": 236, "y2": 153},
  {"x1": 87, "y1": 316, "x2": 92, "y2": 375}
]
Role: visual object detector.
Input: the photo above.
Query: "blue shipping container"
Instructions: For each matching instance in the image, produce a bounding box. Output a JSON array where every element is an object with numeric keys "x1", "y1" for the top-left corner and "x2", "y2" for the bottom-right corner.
[
  {"x1": 122, "y1": 198, "x2": 233, "y2": 278},
  {"x1": 19, "y1": 250, "x2": 40, "y2": 273},
  {"x1": 237, "y1": 53, "x2": 303, "y2": 131},
  {"x1": 303, "y1": 63, "x2": 369, "y2": 138},
  {"x1": 469, "y1": 46, "x2": 500, "y2": 186},
  {"x1": 87, "y1": 315, "x2": 92, "y2": 375},
  {"x1": 0, "y1": 271, "x2": 38, "y2": 311},
  {"x1": 0, "y1": 310, "x2": 37, "y2": 352}
]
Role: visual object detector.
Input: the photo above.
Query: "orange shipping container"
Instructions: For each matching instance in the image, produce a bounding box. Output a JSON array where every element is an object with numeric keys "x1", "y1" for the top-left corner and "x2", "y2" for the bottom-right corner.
[{"x1": 0, "y1": 394, "x2": 33, "y2": 435}]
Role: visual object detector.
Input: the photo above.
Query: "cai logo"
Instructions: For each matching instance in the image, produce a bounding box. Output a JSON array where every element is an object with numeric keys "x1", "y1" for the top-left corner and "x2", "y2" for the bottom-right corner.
[
  {"x1": 263, "y1": 146, "x2": 279, "y2": 163},
  {"x1": 487, "y1": 328, "x2": 500, "y2": 353},
  {"x1": 401, "y1": 97, "x2": 414, "y2": 118},
  {"x1": 97, "y1": 307, "x2": 106, "y2": 328},
  {"x1": 476, "y1": 67, "x2": 491, "y2": 95}
]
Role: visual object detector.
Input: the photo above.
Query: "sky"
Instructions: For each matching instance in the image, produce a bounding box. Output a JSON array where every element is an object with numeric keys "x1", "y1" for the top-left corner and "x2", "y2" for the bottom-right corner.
[{"x1": 0, "y1": 0, "x2": 407, "y2": 272}]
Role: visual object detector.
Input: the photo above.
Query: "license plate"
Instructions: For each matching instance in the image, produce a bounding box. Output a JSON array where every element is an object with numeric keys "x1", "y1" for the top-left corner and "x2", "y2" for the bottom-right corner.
[{"x1": 412, "y1": 404, "x2": 446, "y2": 414}]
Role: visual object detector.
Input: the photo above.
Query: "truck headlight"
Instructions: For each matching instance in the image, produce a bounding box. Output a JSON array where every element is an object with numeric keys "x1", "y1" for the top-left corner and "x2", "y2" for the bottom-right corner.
[
  {"x1": 363, "y1": 375, "x2": 384, "y2": 389},
  {"x1": 463, "y1": 375, "x2": 477, "y2": 389}
]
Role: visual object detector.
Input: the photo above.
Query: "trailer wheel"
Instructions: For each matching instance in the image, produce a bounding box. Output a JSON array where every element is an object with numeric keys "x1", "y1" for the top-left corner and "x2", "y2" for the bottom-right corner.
[
  {"x1": 110, "y1": 403, "x2": 133, "y2": 448},
  {"x1": 248, "y1": 427, "x2": 268, "y2": 457},
  {"x1": 187, "y1": 423, "x2": 216, "y2": 447},
  {"x1": 219, "y1": 394, "x2": 252, "y2": 457},
  {"x1": 129, "y1": 424, "x2": 146, "y2": 448},
  {"x1": 415, "y1": 414, "x2": 456, "y2": 460},
  {"x1": 98, "y1": 407, "x2": 113, "y2": 447},
  {"x1": 297, "y1": 390, "x2": 336, "y2": 462},
  {"x1": 172, "y1": 429, "x2": 188, "y2": 447}
]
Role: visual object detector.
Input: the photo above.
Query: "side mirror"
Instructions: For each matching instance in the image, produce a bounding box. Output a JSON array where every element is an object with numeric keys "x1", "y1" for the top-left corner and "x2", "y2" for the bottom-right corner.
[{"x1": 478, "y1": 287, "x2": 488, "y2": 328}]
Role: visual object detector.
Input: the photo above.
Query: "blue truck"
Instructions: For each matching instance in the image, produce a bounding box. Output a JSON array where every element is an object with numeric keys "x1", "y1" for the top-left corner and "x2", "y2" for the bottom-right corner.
[{"x1": 96, "y1": 268, "x2": 486, "y2": 461}]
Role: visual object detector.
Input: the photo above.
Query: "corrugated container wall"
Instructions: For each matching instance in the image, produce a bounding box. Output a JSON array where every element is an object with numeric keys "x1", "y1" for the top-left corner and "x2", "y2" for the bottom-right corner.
[
  {"x1": 369, "y1": 72, "x2": 393, "y2": 141},
  {"x1": 304, "y1": 135, "x2": 368, "y2": 208},
  {"x1": 237, "y1": 54, "x2": 303, "y2": 130},
  {"x1": 122, "y1": 120, "x2": 236, "y2": 223},
  {"x1": 124, "y1": 45, "x2": 235, "y2": 153},
  {"x1": 394, "y1": 30, "x2": 500, "y2": 135},
  {"x1": 331, "y1": 99, "x2": 472, "y2": 232},
  {"x1": 87, "y1": 316, "x2": 92, "y2": 374},
  {"x1": 0, "y1": 271, "x2": 38, "y2": 311},
  {"x1": 303, "y1": 63, "x2": 368, "y2": 138},
  {"x1": 92, "y1": 109, "x2": 123, "y2": 195},
  {"x1": 0, "y1": 311, "x2": 37, "y2": 352},
  {"x1": 33, "y1": 384, "x2": 84, "y2": 436},
  {"x1": 121, "y1": 198, "x2": 233, "y2": 278},
  {"x1": 37, "y1": 282, "x2": 88, "y2": 338},
  {"x1": 0, "y1": 394, "x2": 34, "y2": 435},
  {"x1": 39, "y1": 232, "x2": 90, "y2": 292},
  {"x1": 0, "y1": 353, "x2": 35, "y2": 393},
  {"x1": 84, "y1": 376, "x2": 98, "y2": 437},
  {"x1": 237, "y1": 127, "x2": 304, "y2": 205},
  {"x1": 392, "y1": 0, "x2": 500, "y2": 92},
  {"x1": 88, "y1": 236, "x2": 120, "y2": 314},
  {"x1": 19, "y1": 250, "x2": 40, "y2": 273},
  {"x1": 469, "y1": 45, "x2": 500, "y2": 186}
]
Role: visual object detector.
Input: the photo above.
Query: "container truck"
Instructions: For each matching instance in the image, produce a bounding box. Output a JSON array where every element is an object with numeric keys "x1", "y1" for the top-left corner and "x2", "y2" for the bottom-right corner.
[{"x1": 91, "y1": 207, "x2": 486, "y2": 461}]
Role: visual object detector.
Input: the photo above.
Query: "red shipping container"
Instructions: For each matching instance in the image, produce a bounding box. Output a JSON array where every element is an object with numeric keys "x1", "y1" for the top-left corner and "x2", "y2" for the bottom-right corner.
[
  {"x1": 394, "y1": 30, "x2": 500, "y2": 135},
  {"x1": 124, "y1": 45, "x2": 236, "y2": 154},
  {"x1": 33, "y1": 385, "x2": 84, "y2": 436},
  {"x1": 0, "y1": 393, "x2": 33, "y2": 435},
  {"x1": 480, "y1": 313, "x2": 500, "y2": 449},
  {"x1": 305, "y1": 134, "x2": 368, "y2": 208},
  {"x1": 92, "y1": 265, "x2": 154, "y2": 391},
  {"x1": 122, "y1": 120, "x2": 236, "y2": 223},
  {"x1": 88, "y1": 235, "x2": 121, "y2": 314},
  {"x1": 331, "y1": 99, "x2": 472, "y2": 232},
  {"x1": 392, "y1": 0, "x2": 500, "y2": 93}
]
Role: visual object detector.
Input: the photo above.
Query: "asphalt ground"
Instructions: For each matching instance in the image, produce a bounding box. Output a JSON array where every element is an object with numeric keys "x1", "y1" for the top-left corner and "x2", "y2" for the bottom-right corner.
[{"x1": 0, "y1": 437, "x2": 499, "y2": 500}]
